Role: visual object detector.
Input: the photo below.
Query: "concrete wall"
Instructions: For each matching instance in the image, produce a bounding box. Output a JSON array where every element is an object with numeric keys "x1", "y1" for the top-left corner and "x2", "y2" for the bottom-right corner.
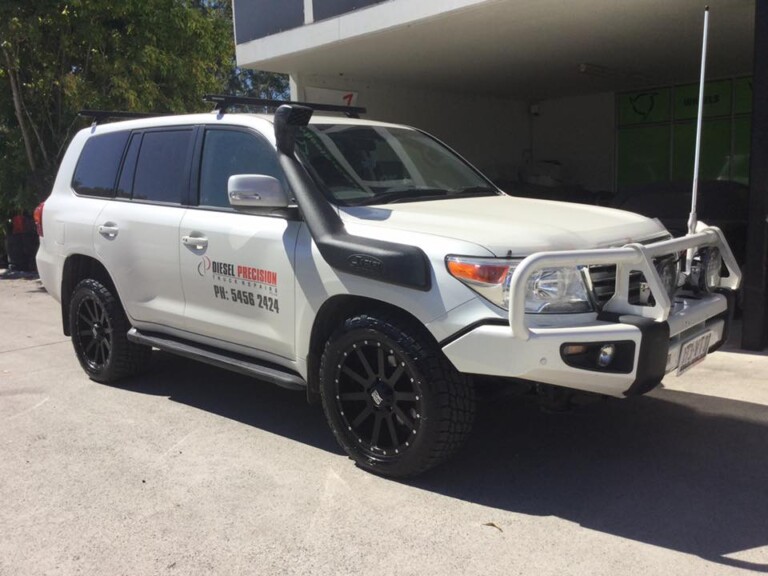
[
  {"x1": 531, "y1": 92, "x2": 616, "y2": 192},
  {"x1": 291, "y1": 74, "x2": 530, "y2": 181},
  {"x1": 292, "y1": 76, "x2": 617, "y2": 192}
]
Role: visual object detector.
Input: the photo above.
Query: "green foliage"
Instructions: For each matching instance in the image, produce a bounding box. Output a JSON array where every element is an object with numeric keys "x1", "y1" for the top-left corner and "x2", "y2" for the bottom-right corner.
[
  {"x1": 0, "y1": 0, "x2": 287, "y2": 220},
  {"x1": 228, "y1": 68, "x2": 289, "y2": 100}
]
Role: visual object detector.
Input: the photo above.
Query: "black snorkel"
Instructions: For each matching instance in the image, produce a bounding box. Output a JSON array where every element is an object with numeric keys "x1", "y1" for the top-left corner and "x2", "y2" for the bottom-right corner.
[{"x1": 274, "y1": 104, "x2": 431, "y2": 291}]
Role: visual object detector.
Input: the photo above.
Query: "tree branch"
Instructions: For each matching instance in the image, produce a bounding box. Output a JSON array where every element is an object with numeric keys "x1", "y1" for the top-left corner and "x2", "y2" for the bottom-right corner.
[
  {"x1": 24, "y1": 105, "x2": 51, "y2": 167},
  {"x1": 2, "y1": 45, "x2": 37, "y2": 172}
]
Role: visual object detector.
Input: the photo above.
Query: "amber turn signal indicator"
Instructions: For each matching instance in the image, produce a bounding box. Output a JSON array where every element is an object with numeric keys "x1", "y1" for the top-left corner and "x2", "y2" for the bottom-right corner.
[{"x1": 447, "y1": 260, "x2": 509, "y2": 285}]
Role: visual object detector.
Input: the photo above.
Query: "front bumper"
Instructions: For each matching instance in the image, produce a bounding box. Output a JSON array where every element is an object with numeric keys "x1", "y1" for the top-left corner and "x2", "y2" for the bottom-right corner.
[
  {"x1": 442, "y1": 294, "x2": 730, "y2": 397},
  {"x1": 442, "y1": 227, "x2": 741, "y2": 398}
]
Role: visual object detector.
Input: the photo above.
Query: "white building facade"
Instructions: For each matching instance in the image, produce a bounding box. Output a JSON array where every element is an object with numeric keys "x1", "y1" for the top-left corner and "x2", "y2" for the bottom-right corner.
[{"x1": 233, "y1": 0, "x2": 767, "y2": 348}]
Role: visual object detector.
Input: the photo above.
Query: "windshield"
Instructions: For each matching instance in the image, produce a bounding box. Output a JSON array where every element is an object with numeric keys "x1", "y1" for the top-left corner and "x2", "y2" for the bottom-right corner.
[{"x1": 294, "y1": 124, "x2": 499, "y2": 206}]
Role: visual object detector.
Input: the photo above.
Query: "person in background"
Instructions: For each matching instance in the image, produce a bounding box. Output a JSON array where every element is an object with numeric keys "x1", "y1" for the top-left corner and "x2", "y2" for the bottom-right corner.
[{"x1": 2, "y1": 212, "x2": 38, "y2": 277}]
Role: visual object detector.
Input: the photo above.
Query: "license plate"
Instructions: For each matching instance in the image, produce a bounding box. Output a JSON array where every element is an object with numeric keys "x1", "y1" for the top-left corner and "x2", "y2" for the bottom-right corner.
[{"x1": 676, "y1": 331, "x2": 713, "y2": 375}]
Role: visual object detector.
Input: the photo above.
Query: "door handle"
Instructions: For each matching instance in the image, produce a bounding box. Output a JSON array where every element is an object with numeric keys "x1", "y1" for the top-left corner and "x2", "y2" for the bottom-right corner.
[
  {"x1": 182, "y1": 235, "x2": 208, "y2": 250},
  {"x1": 98, "y1": 224, "x2": 119, "y2": 239}
]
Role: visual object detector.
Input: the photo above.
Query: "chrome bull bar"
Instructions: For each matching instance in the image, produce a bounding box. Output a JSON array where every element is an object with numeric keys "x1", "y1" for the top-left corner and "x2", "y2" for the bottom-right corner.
[{"x1": 508, "y1": 225, "x2": 741, "y2": 341}]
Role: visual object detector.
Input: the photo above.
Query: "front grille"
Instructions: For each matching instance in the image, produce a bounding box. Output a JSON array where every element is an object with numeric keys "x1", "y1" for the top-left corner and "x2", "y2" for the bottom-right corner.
[
  {"x1": 588, "y1": 265, "x2": 644, "y2": 308},
  {"x1": 586, "y1": 235, "x2": 674, "y2": 310}
]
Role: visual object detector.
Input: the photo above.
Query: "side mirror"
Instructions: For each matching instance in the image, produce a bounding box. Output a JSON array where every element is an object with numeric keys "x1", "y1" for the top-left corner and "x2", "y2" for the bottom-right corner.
[{"x1": 228, "y1": 175, "x2": 289, "y2": 209}]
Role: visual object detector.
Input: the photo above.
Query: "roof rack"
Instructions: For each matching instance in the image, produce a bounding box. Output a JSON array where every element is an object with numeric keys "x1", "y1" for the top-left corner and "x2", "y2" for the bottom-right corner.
[
  {"x1": 78, "y1": 110, "x2": 171, "y2": 125},
  {"x1": 202, "y1": 94, "x2": 366, "y2": 118}
]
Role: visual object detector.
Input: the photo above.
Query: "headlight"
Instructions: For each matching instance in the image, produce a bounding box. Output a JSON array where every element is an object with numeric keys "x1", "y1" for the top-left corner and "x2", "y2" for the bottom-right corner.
[
  {"x1": 654, "y1": 256, "x2": 681, "y2": 300},
  {"x1": 525, "y1": 267, "x2": 593, "y2": 313},
  {"x1": 446, "y1": 256, "x2": 593, "y2": 313},
  {"x1": 690, "y1": 247, "x2": 722, "y2": 291}
]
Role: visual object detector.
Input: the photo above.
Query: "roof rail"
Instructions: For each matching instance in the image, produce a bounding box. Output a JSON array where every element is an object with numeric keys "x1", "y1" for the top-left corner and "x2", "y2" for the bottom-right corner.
[
  {"x1": 202, "y1": 94, "x2": 366, "y2": 118},
  {"x1": 78, "y1": 110, "x2": 171, "y2": 125}
]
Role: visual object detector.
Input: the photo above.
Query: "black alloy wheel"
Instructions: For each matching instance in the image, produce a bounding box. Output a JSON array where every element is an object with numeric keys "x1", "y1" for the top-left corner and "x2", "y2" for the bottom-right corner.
[
  {"x1": 69, "y1": 278, "x2": 151, "y2": 383},
  {"x1": 74, "y1": 293, "x2": 113, "y2": 372},
  {"x1": 320, "y1": 313, "x2": 475, "y2": 477},
  {"x1": 332, "y1": 338, "x2": 423, "y2": 459}
]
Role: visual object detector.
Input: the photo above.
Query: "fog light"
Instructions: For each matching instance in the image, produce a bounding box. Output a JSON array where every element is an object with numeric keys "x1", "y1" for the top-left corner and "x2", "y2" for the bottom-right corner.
[
  {"x1": 655, "y1": 257, "x2": 681, "y2": 300},
  {"x1": 597, "y1": 344, "x2": 616, "y2": 367},
  {"x1": 561, "y1": 341, "x2": 635, "y2": 373},
  {"x1": 690, "y1": 247, "x2": 723, "y2": 292},
  {"x1": 563, "y1": 344, "x2": 589, "y2": 356},
  {"x1": 703, "y1": 247, "x2": 722, "y2": 290}
]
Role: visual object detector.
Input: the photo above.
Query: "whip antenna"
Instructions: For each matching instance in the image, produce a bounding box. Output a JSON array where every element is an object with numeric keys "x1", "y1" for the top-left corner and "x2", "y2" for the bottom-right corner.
[{"x1": 687, "y1": 6, "x2": 710, "y2": 237}]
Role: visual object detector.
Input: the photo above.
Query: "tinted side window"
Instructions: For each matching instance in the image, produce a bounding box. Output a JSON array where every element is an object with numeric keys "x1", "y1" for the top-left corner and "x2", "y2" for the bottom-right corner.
[
  {"x1": 72, "y1": 132, "x2": 130, "y2": 197},
  {"x1": 133, "y1": 130, "x2": 193, "y2": 203},
  {"x1": 199, "y1": 129, "x2": 284, "y2": 208}
]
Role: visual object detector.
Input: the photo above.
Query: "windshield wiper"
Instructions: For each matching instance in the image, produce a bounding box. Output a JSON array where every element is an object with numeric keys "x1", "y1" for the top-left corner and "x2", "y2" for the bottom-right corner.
[
  {"x1": 354, "y1": 185, "x2": 499, "y2": 206},
  {"x1": 456, "y1": 185, "x2": 500, "y2": 196},
  {"x1": 354, "y1": 187, "x2": 449, "y2": 206}
]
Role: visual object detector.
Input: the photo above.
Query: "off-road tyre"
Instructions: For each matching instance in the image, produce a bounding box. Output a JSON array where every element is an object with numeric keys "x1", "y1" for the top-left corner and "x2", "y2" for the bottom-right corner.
[
  {"x1": 319, "y1": 313, "x2": 475, "y2": 477},
  {"x1": 69, "y1": 278, "x2": 151, "y2": 383}
]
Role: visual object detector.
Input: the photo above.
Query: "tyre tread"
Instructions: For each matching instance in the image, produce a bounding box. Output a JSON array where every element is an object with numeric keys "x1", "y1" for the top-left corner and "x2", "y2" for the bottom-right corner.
[
  {"x1": 70, "y1": 278, "x2": 151, "y2": 383},
  {"x1": 319, "y1": 311, "x2": 475, "y2": 477}
]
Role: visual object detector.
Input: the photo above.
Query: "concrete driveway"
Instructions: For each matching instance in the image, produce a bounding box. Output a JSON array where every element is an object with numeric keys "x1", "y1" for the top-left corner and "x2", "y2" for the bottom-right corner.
[{"x1": 1, "y1": 276, "x2": 767, "y2": 575}]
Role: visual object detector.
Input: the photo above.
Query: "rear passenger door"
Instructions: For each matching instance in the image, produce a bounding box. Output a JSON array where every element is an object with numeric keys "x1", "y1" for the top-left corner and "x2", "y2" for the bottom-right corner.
[
  {"x1": 95, "y1": 127, "x2": 195, "y2": 329},
  {"x1": 179, "y1": 127, "x2": 300, "y2": 360},
  {"x1": 68, "y1": 131, "x2": 131, "y2": 281}
]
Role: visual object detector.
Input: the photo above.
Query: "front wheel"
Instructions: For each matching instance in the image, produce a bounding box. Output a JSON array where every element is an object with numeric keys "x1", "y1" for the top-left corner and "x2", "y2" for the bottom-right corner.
[
  {"x1": 319, "y1": 313, "x2": 475, "y2": 477},
  {"x1": 69, "y1": 278, "x2": 151, "y2": 383}
]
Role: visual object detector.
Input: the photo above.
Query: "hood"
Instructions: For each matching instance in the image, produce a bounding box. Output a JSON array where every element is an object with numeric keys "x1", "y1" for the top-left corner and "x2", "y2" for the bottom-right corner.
[{"x1": 341, "y1": 195, "x2": 668, "y2": 256}]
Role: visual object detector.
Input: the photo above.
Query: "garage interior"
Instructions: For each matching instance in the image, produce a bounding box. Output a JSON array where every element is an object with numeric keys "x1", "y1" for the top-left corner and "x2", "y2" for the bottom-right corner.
[{"x1": 233, "y1": 0, "x2": 766, "y2": 349}]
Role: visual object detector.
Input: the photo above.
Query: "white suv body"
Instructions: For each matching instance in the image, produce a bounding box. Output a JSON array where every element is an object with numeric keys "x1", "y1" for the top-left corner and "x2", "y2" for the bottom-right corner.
[{"x1": 37, "y1": 105, "x2": 740, "y2": 476}]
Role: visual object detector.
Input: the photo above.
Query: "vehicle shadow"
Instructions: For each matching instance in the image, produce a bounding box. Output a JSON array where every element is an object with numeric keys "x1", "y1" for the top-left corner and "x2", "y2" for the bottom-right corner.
[
  {"x1": 119, "y1": 351, "x2": 768, "y2": 571},
  {"x1": 413, "y1": 388, "x2": 768, "y2": 572},
  {"x1": 116, "y1": 351, "x2": 342, "y2": 455}
]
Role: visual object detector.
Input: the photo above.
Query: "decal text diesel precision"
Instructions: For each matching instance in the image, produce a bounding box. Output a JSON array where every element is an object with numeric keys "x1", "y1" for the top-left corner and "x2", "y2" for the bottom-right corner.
[{"x1": 211, "y1": 260, "x2": 278, "y2": 286}]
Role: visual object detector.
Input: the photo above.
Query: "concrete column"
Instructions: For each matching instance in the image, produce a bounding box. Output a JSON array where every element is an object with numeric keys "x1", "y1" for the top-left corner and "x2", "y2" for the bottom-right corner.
[
  {"x1": 289, "y1": 73, "x2": 305, "y2": 101},
  {"x1": 303, "y1": 0, "x2": 314, "y2": 24},
  {"x1": 742, "y1": 0, "x2": 768, "y2": 350}
]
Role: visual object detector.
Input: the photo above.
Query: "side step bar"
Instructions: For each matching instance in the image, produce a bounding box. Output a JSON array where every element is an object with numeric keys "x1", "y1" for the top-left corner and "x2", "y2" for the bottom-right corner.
[{"x1": 127, "y1": 328, "x2": 305, "y2": 391}]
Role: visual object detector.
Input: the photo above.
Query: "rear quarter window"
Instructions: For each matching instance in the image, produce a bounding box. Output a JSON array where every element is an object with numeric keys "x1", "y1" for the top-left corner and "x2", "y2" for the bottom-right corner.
[{"x1": 71, "y1": 132, "x2": 130, "y2": 197}]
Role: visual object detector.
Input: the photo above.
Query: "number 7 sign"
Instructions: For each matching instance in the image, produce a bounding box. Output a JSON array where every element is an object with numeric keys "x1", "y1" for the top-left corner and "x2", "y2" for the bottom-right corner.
[{"x1": 304, "y1": 87, "x2": 359, "y2": 108}]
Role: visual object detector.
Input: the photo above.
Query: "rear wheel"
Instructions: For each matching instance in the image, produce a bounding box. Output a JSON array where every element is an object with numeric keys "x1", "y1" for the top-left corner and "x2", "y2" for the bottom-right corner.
[
  {"x1": 319, "y1": 313, "x2": 475, "y2": 477},
  {"x1": 69, "y1": 278, "x2": 151, "y2": 383}
]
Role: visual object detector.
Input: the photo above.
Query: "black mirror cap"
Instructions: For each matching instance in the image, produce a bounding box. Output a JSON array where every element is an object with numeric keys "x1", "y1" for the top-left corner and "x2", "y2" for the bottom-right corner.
[{"x1": 274, "y1": 104, "x2": 313, "y2": 155}]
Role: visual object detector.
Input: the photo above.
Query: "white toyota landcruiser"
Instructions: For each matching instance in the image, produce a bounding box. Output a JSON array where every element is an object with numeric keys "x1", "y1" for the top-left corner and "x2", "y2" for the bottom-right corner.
[{"x1": 36, "y1": 96, "x2": 741, "y2": 477}]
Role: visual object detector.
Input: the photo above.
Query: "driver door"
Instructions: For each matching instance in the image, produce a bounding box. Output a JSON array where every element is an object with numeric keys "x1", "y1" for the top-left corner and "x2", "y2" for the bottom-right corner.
[{"x1": 179, "y1": 127, "x2": 299, "y2": 360}]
